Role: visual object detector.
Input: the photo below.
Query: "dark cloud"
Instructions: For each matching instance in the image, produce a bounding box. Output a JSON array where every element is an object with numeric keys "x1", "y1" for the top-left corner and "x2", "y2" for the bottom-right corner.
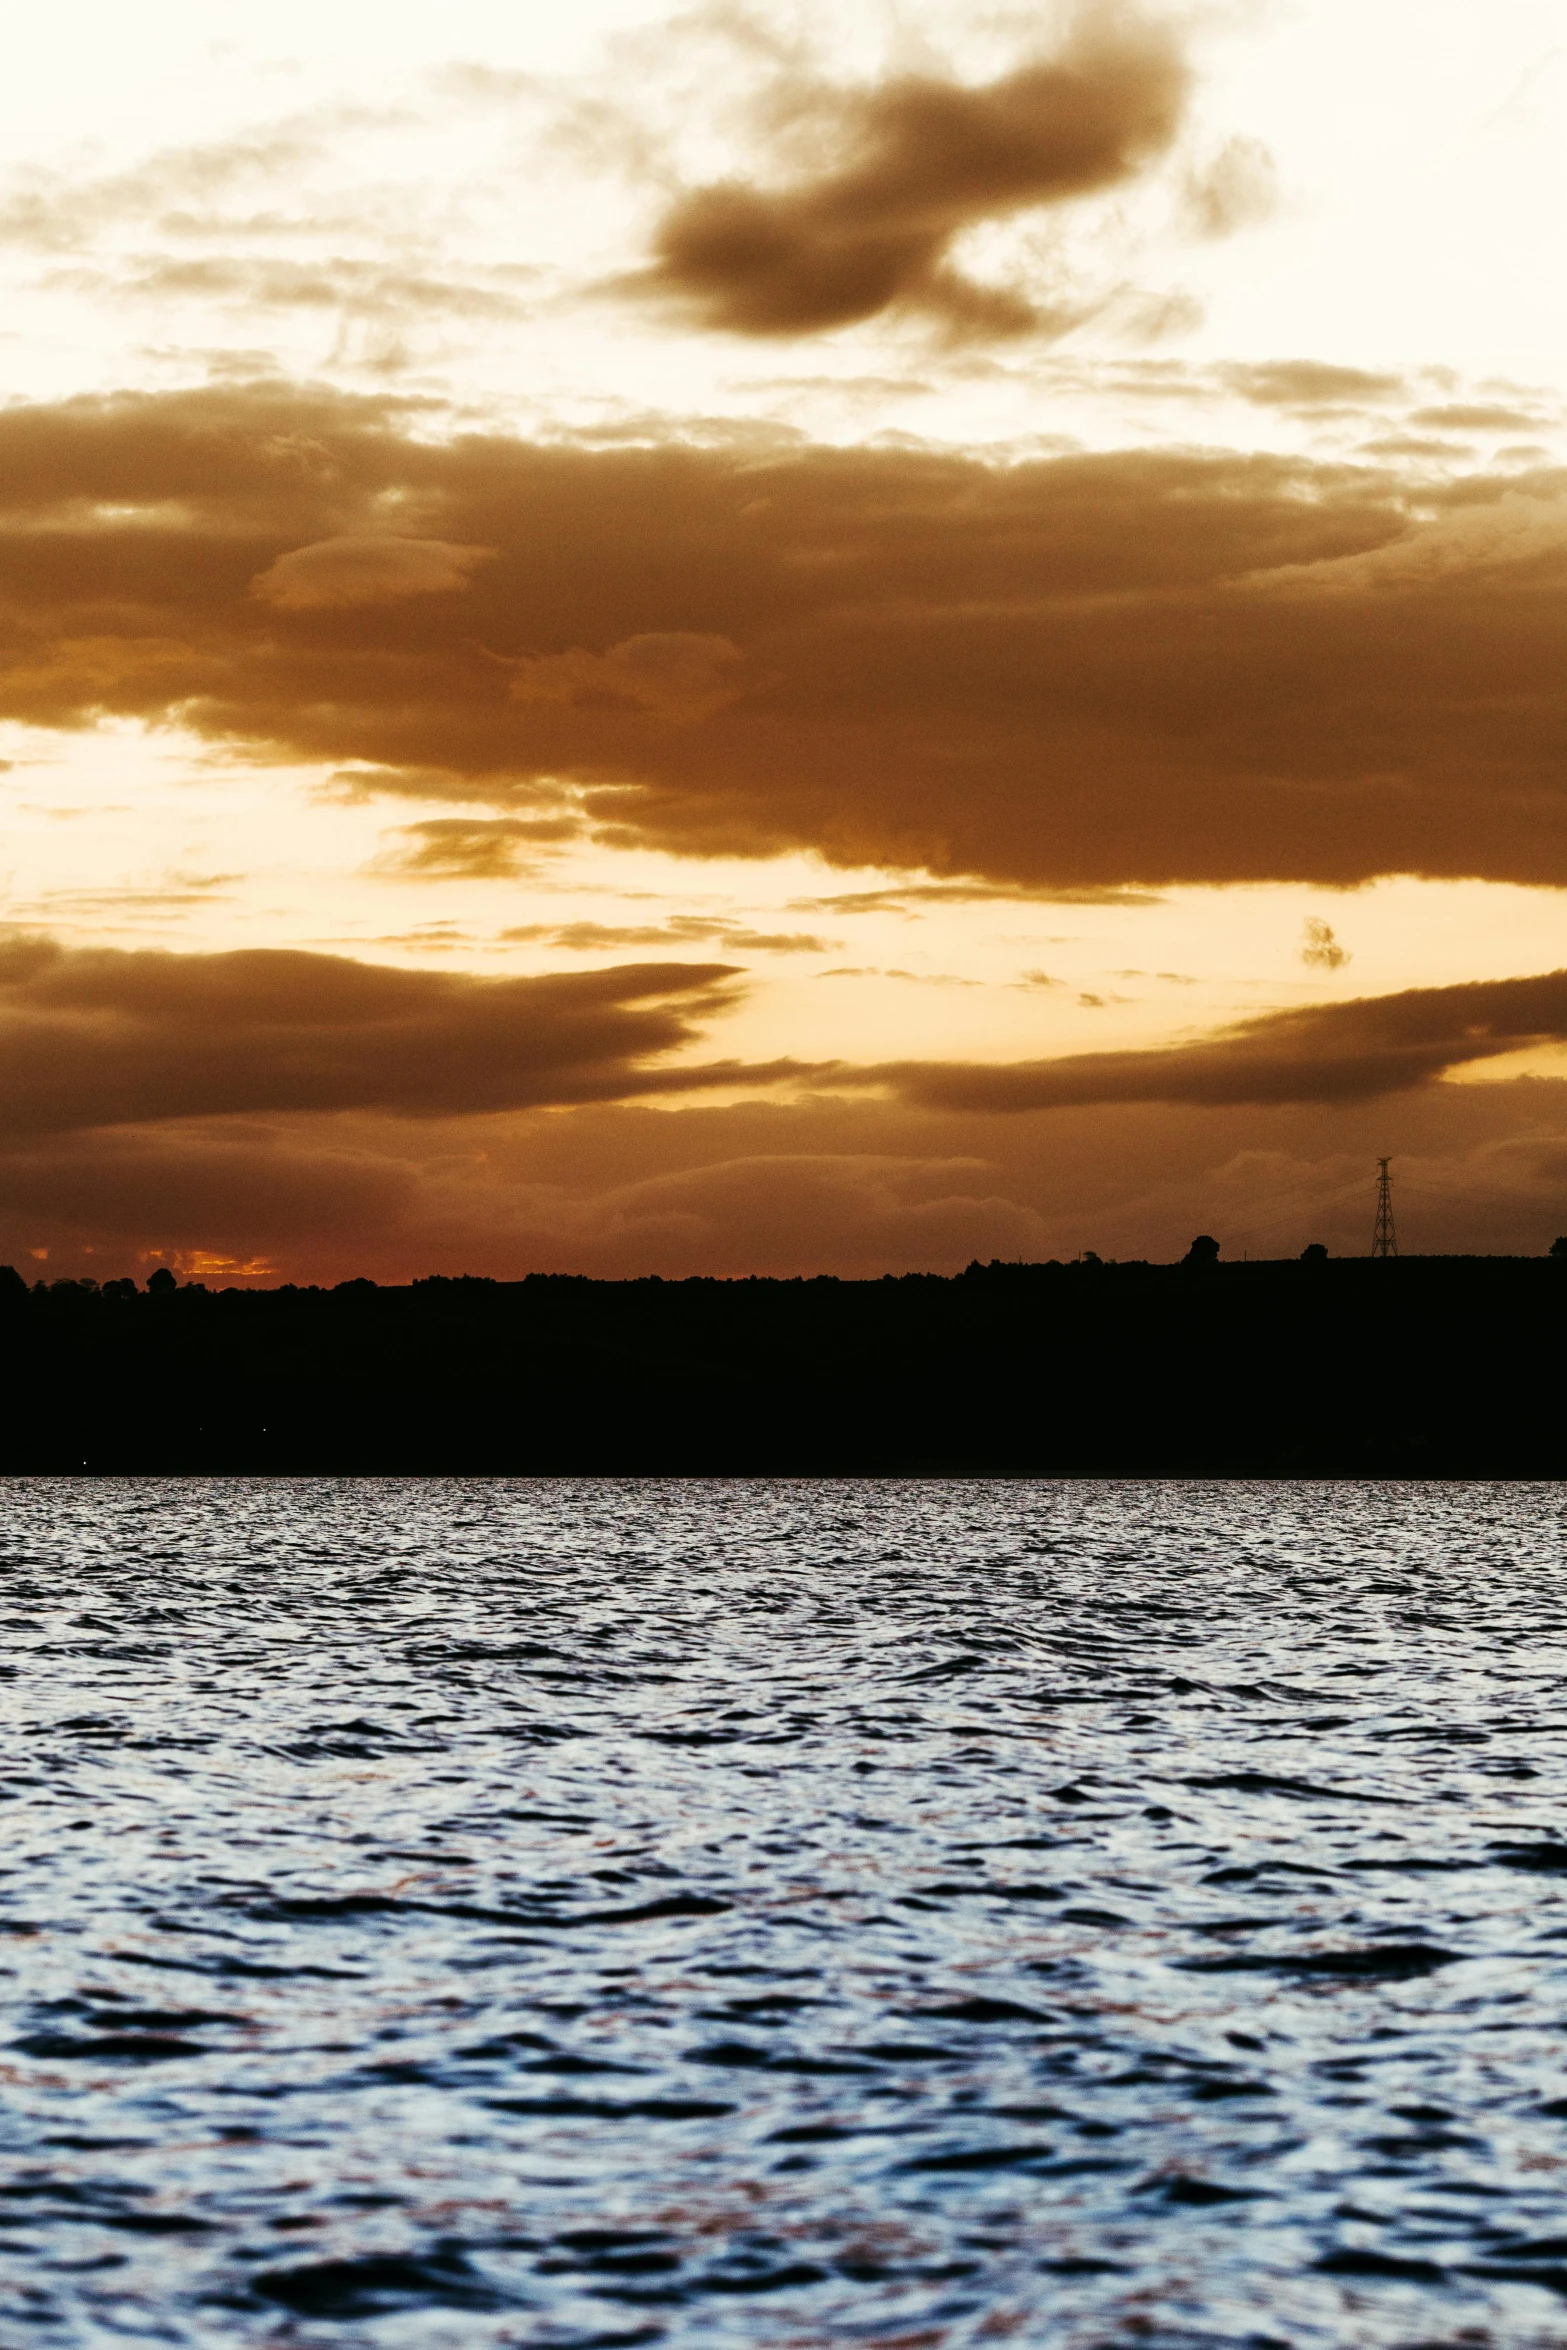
[
  {"x1": 509, "y1": 631, "x2": 745, "y2": 721},
  {"x1": 0, "y1": 943, "x2": 1565, "y2": 1280},
  {"x1": 9, "y1": 941, "x2": 1543, "y2": 1150},
  {"x1": 9, "y1": 382, "x2": 1567, "y2": 887},
  {"x1": 0, "y1": 1115, "x2": 1057, "y2": 1283},
  {"x1": 626, "y1": 13, "x2": 1188, "y2": 339},
  {"x1": 0, "y1": 934, "x2": 757, "y2": 1133},
  {"x1": 0, "y1": 1124, "x2": 416, "y2": 1270},
  {"x1": 873, "y1": 971, "x2": 1567, "y2": 1113},
  {"x1": 8, "y1": 1074, "x2": 1567, "y2": 1285}
]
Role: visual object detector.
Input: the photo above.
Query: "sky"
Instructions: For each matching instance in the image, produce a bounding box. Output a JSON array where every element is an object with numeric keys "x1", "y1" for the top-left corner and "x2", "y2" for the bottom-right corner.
[{"x1": 4, "y1": 0, "x2": 1567, "y2": 1281}]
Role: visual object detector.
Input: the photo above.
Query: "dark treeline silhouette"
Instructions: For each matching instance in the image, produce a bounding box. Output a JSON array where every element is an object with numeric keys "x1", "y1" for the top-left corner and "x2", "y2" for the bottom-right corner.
[{"x1": 1, "y1": 1250, "x2": 1562, "y2": 1475}]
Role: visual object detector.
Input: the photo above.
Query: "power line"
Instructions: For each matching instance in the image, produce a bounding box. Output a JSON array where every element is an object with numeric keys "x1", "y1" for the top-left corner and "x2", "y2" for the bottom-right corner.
[
  {"x1": 1231, "y1": 1173, "x2": 1371, "y2": 1234},
  {"x1": 1186, "y1": 1169, "x2": 1373, "y2": 1248},
  {"x1": 1372, "y1": 1157, "x2": 1398, "y2": 1259}
]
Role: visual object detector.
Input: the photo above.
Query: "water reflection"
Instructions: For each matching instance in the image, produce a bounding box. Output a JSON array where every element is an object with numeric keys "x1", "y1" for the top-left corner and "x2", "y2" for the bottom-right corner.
[{"x1": 2, "y1": 1478, "x2": 1567, "y2": 2344}]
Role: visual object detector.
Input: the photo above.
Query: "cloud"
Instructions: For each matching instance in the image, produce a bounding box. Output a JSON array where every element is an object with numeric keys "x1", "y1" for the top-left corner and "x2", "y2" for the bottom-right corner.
[
  {"x1": 251, "y1": 537, "x2": 497, "y2": 610},
  {"x1": 0, "y1": 1121, "x2": 1053, "y2": 1282},
  {"x1": 517, "y1": 1150, "x2": 1054, "y2": 1273},
  {"x1": 12, "y1": 383, "x2": 1567, "y2": 887},
  {"x1": 1, "y1": 946, "x2": 1565, "y2": 1281},
  {"x1": 503, "y1": 918, "x2": 833, "y2": 953},
  {"x1": 0, "y1": 124, "x2": 335, "y2": 253},
  {"x1": 0, "y1": 1124, "x2": 416, "y2": 1266},
  {"x1": 377, "y1": 817, "x2": 580, "y2": 878},
  {"x1": 817, "y1": 964, "x2": 981, "y2": 987},
  {"x1": 0, "y1": 100, "x2": 536, "y2": 365},
  {"x1": 1360, "y1": 435, "x2": 1471, "y2": 460},
  {"x1": 0, "y1": 934, "x2": 760, "y2": 1133},
  {"x1": 791, "y1": 883, "x2": 1163, "y2": 913},
  {"x1": 1180, "y1": 137, "x2": 1277, "y2": 239},
  {"x1": 0, "y1": 951, "x2": 1499, "y2": 1152},
  {"x1": 625, "y1": 12, "x2": 1188, "y2": 339},
  {"x1": 1410, "y1": 403, "x2": 1549, "y2": 432},
  {"x1": 104, "y1": 257, "x2": 534, "y2": 324},
  {"x1": 1300, "y1": 917, "x2": 1349, "y2": 971},
  {"x1": 10, "y1": 1071, "x2": 1567, "y2": 1284},
  {"x1": 508, "y1": 632, "x2": 745, "y2": 721},
  {"x1": 873, "y1": 970, "x2": 1567, "y2": 1113},
  {"x1": 1218, "y1": 360, "x2": 1407, "y2": 411}
]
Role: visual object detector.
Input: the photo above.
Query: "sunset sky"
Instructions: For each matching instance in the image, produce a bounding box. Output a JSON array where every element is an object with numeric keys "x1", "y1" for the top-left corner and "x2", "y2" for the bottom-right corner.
[{"x1": 5, "y1": 0, "x2": 1567, "y2": 1280}]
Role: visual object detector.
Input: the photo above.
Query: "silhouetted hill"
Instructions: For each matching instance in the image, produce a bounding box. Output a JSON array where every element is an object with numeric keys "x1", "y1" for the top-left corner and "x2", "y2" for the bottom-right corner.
[{"x1": 1, "y1": 1256, "x2": 1560, "y2": 1475}]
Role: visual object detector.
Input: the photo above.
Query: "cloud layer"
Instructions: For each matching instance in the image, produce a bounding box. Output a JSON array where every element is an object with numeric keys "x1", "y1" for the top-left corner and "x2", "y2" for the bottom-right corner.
[
  {"x1": 1, "y1": 938, "x2": 1565, "y2": 1281},
  {"x1": 15, "y1": 942, "x2": 1563, "y2": 1142},
  {"x1": 8, "y1": 383, "x2": 1567, "y2": 889},
  {"x1": 876, "y1": 970, "x2": 1567, "y2": 1112},
  {"x1": 7, "y1": 1076, "x2": 1567, "y2": 1287},
  {"x1": 0, "y1": 935, "x2": 748, "y2": 1133}
]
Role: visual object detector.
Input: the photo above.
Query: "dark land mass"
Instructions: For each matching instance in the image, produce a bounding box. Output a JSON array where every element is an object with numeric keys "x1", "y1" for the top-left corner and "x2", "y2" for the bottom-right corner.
[{"x1": 0, "y1": 1256, "x2": 1561, "y2": 1476}]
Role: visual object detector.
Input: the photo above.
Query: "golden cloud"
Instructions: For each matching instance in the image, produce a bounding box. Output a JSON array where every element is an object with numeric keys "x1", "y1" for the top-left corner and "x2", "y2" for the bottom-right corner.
[
  {"x1": 7, "y1": 929, "x2": 1567, "y2": 1154},
  {"x1": 502, "y1": 918, "x2": 835, "y2": 953},
  {"x1": 5, "y1": 384, "x2": 1567, "y2": 886},
  {"x1": 376, "y1": 816, "x2": 581, "y2": 878}
]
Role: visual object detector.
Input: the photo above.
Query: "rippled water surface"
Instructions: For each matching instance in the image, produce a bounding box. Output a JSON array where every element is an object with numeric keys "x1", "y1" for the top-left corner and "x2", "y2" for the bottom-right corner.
[{"x1": 7, "y1": 1479, "x2": 1567, "y2": 2346}]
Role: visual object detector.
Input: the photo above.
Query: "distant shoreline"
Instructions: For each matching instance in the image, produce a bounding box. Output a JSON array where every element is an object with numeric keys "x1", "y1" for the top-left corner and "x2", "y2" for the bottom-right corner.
[{"x1": 3, "y1": 1257, "x2": 1561, "y2": 1478}]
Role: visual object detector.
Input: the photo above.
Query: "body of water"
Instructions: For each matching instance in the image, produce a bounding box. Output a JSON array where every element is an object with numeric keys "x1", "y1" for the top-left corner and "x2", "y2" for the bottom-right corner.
[{"x1": 5, "y1": 1478, "x2": 1567, "y2": 2346}]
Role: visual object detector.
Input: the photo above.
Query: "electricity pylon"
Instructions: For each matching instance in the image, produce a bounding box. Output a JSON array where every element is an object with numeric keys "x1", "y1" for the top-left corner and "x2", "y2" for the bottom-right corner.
[{"x1": 1371, "y1": 1157, "x2": 1398, "y2": 1258}]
